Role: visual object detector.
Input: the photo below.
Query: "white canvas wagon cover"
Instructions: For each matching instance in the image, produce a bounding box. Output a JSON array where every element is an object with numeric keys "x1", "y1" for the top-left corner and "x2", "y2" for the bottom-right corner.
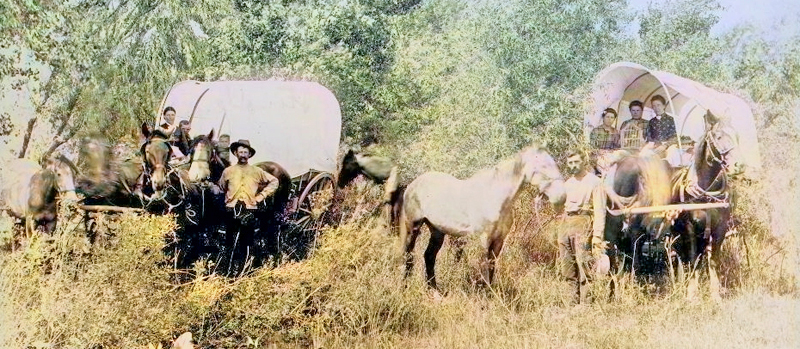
[
  {"x1": 584, "y1": 62, "x2": 761, "y2": 174},
  {"x1": 156, "y1": 80, "x2": 342, "y2": 178}
]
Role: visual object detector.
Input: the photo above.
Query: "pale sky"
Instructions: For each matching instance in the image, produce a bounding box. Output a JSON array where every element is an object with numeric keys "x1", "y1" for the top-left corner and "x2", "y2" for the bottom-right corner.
[{"x1": 627, "y1": 0, "x2": 800, "y2": 41}]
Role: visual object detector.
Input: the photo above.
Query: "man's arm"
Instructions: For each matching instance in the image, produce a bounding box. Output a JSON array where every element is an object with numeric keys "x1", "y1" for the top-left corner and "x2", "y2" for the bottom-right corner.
[
  {"x1": 254, "y1": 169, "x2": 279, "y2": 203},
  {"x1": 217, "y1": 169, "x2": 229, "y2": 192}
]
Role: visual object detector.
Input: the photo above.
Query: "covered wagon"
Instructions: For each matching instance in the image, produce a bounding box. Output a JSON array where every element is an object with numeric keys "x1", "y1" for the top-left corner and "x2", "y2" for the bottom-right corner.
[
  {"x1": 584, "y1": 62, "x2": 761, "y2": 279},
  {"x1": 156, "y1": 80, "x2": 342, "y2": 229}
]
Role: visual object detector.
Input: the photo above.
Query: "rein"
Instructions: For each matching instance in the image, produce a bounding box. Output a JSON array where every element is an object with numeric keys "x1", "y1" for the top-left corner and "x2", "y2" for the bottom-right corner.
[{"x1": 675, "y1": 132, "x2": 730, "y2": 203}]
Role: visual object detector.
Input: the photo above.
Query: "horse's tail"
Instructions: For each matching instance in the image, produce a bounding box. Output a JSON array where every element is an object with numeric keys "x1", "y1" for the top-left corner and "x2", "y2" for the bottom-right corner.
[
  {"x1": 395, "y1": 185, "x2": 409, "y2": 255},
  {"x1": 388, "y1": 183, "x2": 406, "y2": 235}
]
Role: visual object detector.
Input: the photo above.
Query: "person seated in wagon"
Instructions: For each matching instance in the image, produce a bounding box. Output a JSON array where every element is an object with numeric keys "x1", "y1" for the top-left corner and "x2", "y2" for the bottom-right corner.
[
  {"x1": 619, "y1": 100, "x2": 648, "y2": 149},
  {"x1": 589, "y1": 108, "x2": 620, "y2": 151},
  {"x1": 157, "y1": 106, "x2": 190, "y2": 162},
  {"x1": 641, "y1": 95, "x2": 698, "y2": 169}
]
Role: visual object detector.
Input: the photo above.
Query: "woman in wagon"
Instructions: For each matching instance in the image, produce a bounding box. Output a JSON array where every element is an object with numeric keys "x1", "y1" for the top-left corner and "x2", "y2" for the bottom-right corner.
[
  {"x1": 157, "y1": 106, "x2": 189, "y2": 162},
  {"x1": 619, "y1": 100, "x2": 649, "y2": 149},
  {"x1": 644, "y1": 95, "x2": 678, "y2": 152},
  {"x1": 217, "y1": 139, "x2": 280, "y2": 273},
  {"x1": 590, "y1": 108, "x2": 620, "y2": 150}
]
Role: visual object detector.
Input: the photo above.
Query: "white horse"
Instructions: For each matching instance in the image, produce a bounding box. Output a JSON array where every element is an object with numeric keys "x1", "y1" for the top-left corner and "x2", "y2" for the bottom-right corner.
[
  {"x1": 398, "y1": 145, "x2": 566, "y2": 290},
  {"x1": 0, "y1": 156, "x2": 78, "y2": 237}
]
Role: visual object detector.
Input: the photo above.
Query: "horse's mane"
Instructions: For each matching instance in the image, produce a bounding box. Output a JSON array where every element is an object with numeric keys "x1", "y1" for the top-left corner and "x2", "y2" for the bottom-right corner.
[
  {"x1": 149, "y1": 129, "x2": 170, "y2": 140},
  {"x1": 635, "y1": 155, "x2": 672, "y2": 207},
  {"x1": 468, "y1": 148, "x2": 529, "y2": 183}
]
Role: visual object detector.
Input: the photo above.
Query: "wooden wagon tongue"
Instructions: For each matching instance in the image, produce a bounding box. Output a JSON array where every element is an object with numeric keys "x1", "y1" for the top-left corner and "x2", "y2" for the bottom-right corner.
[{"x1": 607, "y1": 202, "x2": 730, "y2": 216}]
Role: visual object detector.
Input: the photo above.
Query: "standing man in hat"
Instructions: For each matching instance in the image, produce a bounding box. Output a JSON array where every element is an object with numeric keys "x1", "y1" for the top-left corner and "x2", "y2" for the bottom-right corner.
[{"x1": 218, "y1": 139, "x2": 280, "y2": 273}]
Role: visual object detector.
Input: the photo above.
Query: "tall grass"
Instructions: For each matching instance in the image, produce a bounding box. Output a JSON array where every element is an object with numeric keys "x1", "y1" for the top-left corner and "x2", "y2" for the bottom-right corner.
[{"x1": 1, "y1": 163, "x2": 796, "y2": 348}]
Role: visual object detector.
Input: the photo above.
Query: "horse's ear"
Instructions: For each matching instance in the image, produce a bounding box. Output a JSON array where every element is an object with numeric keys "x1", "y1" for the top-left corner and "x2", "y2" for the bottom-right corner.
[
  {"x1": 141, "y1": 122, "x2": 151, "y2": 138},
  {"x1": 208, "y1": 129, "x2": 214, "y2": 140}
]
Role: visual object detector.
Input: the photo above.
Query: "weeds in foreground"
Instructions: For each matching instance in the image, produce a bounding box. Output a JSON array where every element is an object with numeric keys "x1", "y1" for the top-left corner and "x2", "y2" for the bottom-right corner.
[{"x1": 0, "y1": 175, "x2": 796, "y2": 348}]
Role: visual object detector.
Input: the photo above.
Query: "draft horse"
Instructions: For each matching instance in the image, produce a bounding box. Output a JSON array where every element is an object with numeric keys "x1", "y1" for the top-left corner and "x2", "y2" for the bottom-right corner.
[
  {"x1": 670, "y1": 112, "x2": 736, "y2": 296},
  {"x1": 0, "y1": 156, "x2": 78, "y2": 237},
  {"x1": 599, "y1": 151, "x2": 674, "y2": 278},
  {"x1": 397, "y1": 145, "x2": 566, "y2": 290}
]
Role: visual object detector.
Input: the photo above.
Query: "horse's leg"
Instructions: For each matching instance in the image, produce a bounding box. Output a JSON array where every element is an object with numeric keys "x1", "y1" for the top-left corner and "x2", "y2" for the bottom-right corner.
[
  {"x1": 399, "y1": 209, "x2": 421, "y2": 280},
  {"x1": 423, "y1": 226, "x2": 446, "y2": 290},
  {"x1": 707, "y1": 209, "x2": 727, "y2": 302},
  {"x1": 383, "y1": 166, "x2": 399, "y2": 232},
  {"x1": 483, "y1": 214, "x2": 513, "y2": 287},
  {"x1": 485, "y1": 236, "x2": 506, "y2": 286}
]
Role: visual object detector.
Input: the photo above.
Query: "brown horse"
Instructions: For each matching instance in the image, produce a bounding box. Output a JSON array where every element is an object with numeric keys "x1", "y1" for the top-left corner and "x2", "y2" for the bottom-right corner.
[
  {"x1": 1, "y1": 156, "x2": 78, "y2": 236},
  {"x1": 397, "y1": 145, "x2": 566, "y2": 291},
  {"x1": 140, "y1": 122, "x2": 173, "y2": 195},
  {"x1": 186, "y1": 130, "x2": 228, "y2": 183},
  {"x1": 77, "y1": 134, "x2": 145, "y2": 207},
  {"x1": 670, "y1": 114, "x2": 737, "y2": 298},
  {"x1": 598, "y1": 150, "x2": 673, "y2": 280}
]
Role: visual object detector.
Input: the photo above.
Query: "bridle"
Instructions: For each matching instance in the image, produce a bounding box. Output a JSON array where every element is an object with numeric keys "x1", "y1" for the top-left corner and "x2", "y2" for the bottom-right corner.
[{"x1": 141, "y1": 137, "x2": 172, "y2": 179}]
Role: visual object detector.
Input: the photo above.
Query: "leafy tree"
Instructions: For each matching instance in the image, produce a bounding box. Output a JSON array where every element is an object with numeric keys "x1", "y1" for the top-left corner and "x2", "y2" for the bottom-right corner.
[{"x1": 0, "y1": 0, "x2": 228, "y2": 160}]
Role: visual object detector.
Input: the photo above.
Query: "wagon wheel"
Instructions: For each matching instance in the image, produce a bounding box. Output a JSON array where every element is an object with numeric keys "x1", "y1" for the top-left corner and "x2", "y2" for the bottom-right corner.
[{"x1": 292, "y1": 172, "x2": 335, "y2": 232}]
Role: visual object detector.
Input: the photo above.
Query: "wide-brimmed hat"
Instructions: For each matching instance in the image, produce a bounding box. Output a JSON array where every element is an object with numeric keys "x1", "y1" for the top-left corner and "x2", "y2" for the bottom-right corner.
[{"x1": 230, "y1": 139, "x2": 256, "y2": 156}]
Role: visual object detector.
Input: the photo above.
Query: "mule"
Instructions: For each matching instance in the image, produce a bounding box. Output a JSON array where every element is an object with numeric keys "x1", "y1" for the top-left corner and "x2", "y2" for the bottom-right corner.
[
  {"x1": 397, "y1": 145, "x2": 566, "y2": 290},
  {"x1": 186, "y1": 130, "x2": 228, "y2": 183},
  {"x1": 0, "y1": 156, "x2": 78, "y2": 236}
]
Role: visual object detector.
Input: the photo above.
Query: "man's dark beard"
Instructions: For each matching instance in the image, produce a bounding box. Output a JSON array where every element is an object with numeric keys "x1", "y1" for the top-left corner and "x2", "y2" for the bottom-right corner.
[
  {"x1": 567, "y1": 166, "x2": 580, "y2": 175},
  {"x1": 237, "y1": 156, "x2": 249, "y2": 164}
]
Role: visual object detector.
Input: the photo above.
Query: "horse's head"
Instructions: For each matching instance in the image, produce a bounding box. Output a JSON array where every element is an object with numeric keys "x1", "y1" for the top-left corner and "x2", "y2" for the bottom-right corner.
[
  {"x1": 519, "y1": 145, "x2": 566, "y2": 209},
  {"x1": 42, "y1": 155, "x2": 79, "y2": 202},
  {"x1": 141, "y1": 122, "x2": 172, "y2": 192},
  {"x1": 337, "y1": 149, "x2": 361, "y2": 188},
  {"x1": 187, "y1": 129, "x2": 219, "y2": 182},
  {"x1": 704, "y1": 123, "x2": 737, "y2": 168},
  {"x1": 79, "y1": 134, "x2": 112, "y2": 176}
]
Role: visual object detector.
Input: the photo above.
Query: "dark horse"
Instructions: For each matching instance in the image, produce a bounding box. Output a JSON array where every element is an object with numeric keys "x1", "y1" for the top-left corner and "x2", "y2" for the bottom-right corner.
[
  {"x1": 669, "y1": 113, "x2": 736, "y2": 298},
  {"x1": 600, "y1": 151, "x2": 673, "y2": 278},
  {"x1": 338, "y1": 149, "x2": 402, "y2": 231},
  {"x1": 1, "y1": 156, "x2": 78, "y2": 237},
  {"x1": 179, "y1": 132, "x2": 293, "y2": 272},
  {"x1": 140, "y1": 122, "x2": 174, "y2": 198},
  {"x1": 76, "y1": 134, "x2": 143, "y2": 207}
]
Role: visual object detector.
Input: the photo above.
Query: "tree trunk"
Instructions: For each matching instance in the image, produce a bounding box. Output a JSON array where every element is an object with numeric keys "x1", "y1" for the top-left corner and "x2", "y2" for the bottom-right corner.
[{"x1": 18, "y1": 117, "x2": 38, "y2": 158}]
